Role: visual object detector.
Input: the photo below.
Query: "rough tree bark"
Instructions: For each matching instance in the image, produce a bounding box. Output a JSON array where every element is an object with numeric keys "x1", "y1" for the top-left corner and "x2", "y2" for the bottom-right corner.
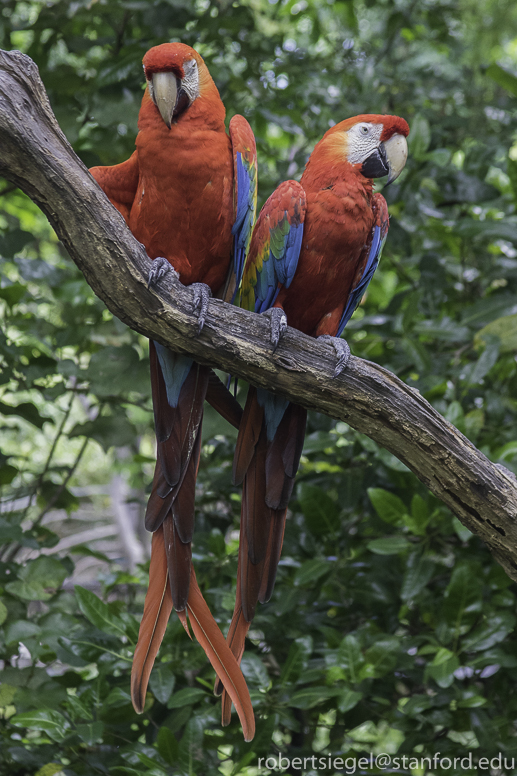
[{"x1": 1, "y1": 49, "x2": 517, "y2": 581}]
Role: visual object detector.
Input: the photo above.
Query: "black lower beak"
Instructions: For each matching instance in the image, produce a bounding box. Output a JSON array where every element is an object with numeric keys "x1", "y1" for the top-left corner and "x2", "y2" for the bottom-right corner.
[
  {"x1": 361, "y1": 143, "x2": 390, "y2": 179},
  {"x1": 173, "y1": 87, "x2": 190, "y2": 119}
]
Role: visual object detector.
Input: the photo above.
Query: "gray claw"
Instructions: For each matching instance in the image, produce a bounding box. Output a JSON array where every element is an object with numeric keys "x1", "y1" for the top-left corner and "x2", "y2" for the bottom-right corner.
[
  {"x1": 262, "y1": 308, "x2": 287, "y2": 352},
  {"x1": 148, "y1": 257, "x2": 176, "y2": 288},
  {"x1": 191, "y1": 282, "x2": 212, "y2": 334},
  {"x1": 318, "y1": 335, "x2": 351, "y2": 377}
]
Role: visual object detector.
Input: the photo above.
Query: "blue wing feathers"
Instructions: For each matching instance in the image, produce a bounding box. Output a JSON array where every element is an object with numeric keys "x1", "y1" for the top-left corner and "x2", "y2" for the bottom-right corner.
[
  {"x1": 254, "y1": 217, "x2": 304, "y2": 313},
  {"x1": 336, "y1": 224, "x2": 384, "y2": 338},
  {"x1": 232, "y1": 152, "x2": 255, "y2": 295}
]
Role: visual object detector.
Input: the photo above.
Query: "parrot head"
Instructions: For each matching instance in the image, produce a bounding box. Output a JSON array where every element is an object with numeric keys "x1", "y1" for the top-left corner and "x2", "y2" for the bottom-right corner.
[
  {"x1": 321, "y1": 114, "x2": 410, "y2": 184},
  {"x1": 142, "y1": 43, "x2": 213, "y2": 128}
]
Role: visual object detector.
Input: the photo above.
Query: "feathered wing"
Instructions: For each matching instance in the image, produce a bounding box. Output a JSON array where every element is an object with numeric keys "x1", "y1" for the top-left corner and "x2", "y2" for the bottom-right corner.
[
  {"x1": 89, "y1": 152, "x2": 139, "y2": 225},
  {"x1": 336, "y1": 194, "x2": 389, "y2": 336},
  {"x1": 240, "y1": 180, "x2": 305, "y2": 313},
  {"x1": 223, "y1": 115, "x2": 258, "y2": 303},
  {"x1": 216, "y1": 183, "x2": 307, "y2": 715}
]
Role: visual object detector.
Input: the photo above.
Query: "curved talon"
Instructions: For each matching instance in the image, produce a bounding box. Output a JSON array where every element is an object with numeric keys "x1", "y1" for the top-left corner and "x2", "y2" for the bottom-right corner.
[
  {"x1": 262, "y1": 308, "x2": 287, "y2": 352},
  {"x1": 318, "y1": 334, "x2": 351, "y2": 377},
  {"x1": 190, "y1": 282, "x2": 212, "y2": 335},
  {"x1": 148, "y1": 256, "x2": 176, "y2": 288}
]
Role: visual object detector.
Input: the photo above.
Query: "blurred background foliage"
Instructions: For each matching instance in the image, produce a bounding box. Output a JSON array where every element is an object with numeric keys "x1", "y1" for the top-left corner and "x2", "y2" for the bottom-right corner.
[{"x1": 1, "y1": 0, "x2": 517, "y2": 773}]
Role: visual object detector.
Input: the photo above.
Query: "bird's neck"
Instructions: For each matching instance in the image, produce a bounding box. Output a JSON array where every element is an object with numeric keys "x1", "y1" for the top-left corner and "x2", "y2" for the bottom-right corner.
[{"x1": 301, "y1": 141, "x2": 374, "y2": 199}]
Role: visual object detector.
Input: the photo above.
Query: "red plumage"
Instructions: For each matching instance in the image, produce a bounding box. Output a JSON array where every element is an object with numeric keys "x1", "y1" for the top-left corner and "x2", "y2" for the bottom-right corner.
[
  {"x1": 90, "y1": 42, "x2": 256, "y2": 739},
  {"x1": 219, "y1": 114, "x2": 409, "y2": 719}
]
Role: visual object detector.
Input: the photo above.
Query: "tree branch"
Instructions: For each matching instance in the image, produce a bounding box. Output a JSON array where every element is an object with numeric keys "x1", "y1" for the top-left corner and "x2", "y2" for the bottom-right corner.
[{"x1": 1, "y1": 49, "x2": 517, "y2": 581}]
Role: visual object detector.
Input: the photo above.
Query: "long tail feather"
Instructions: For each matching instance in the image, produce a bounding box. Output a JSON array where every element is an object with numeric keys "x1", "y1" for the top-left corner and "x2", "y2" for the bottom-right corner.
[
  {"x1": 220, "y1": 390, "x2": 306, "y2": 721},
  {"x1": 206, "y1": 370, "x2": 243, "y2": 430},
  {"x1": 131, "y1": 526, "x2": 173, "y2": 713},
  {"x1": 186, "y1": 568, "x2": 255, "y2": 742}
]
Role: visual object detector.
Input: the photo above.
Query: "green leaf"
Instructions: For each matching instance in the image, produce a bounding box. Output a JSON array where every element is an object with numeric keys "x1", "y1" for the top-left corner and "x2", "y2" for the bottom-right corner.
[
  {"x1": 6, "y1": 557, "x2": 69, "y2": 601},
  {"x1": 298, "y1": 484, "x2": 340, "y2": 536},
  {"x1": 5, "y1": 619, "x2": 41, "y2": 644},
  {"x1": 0, "y1": 463, "x2": 17, "y2": 485},
  {"x1": 149, "y1": 663, "x2": 175, "y2": 705},
  {"x1": 0, "y1": 400, "x2": 51, "y2": 429},
  {"x1": 241, "y1": 652, "x2": 270, "y2": 687},
  {"x1": 157, "y1": 726, "x2": 179, "y2": 765},
  {"x1": 338, "y1": 689, "x2": 362, "y2": 713},
  {"x1": 280, "y1": 636, "x2": 312, "y2": 685},
  {"x1": 0, "y1": 518, "x2": 24, "y2": 544},
  {"x1": 408, "y1": 113, "x2": 431, "y2": 159},
  {"x1": 85, "y1": 346, "x2": 144, "y2": 396},
  {"x1": 74, "y1": 586, "x2": 126, "y2": 637},
  {"x1": 290, "y1": 686, "x2": 340, "y2": 709},
  {"x1": 178, "y1": 717, "x2": 205, "y2": 773},
  {"x1": 21, "y1": 556, "x2": 68, "y2": 588},
  {"x1": 462, "y1": 612, "x2": 516, "y2": 652},
  {"x1": 5, "y1": 580, "x2": 55, "y2": 602},
  {"x1": 294, "y1": 558, "x2": 331, "y2": 586},
  {"x1": 441, "y1": 564, "x2": 483, "y2": 631},
  {"x1": 0, "y1": 228, "x2": 34, "y2": 257},
  {"x1": 337, "y1": 634, "x2": 364, "y2": 681},
  {"x1": 476, "y1": 314, "x2": 517, "y2": 353},
  {"x1": 402, "y1": 694, "x2": 433, "y2": 716},
  {"x1": 368, "y1": 488, "x2": 407, "y2": 525},
  {"x1": 69, "y1": 414, "x2": 135, "y2": 451},
  {"x1": 425, "y1": 648, "x2": 460, "y2": 688},
  {"x1": 38, "y1": 481, "x2": 79, "y2": 513},
  {"x1": 367, "y1": 536, "x2": 410, "y2": 555},
  {"x1": 0, "y1": 598, "x2": 7, "y2": 626},
  {"x1": 363, "y1": 638, "x2": 400, "y2": 678},
  {"x1": 76, "y1": 721, "x2": 104, "y2": 745},
  {"x1": 11, "y1": 710, "x2": 70, "y2": 741},
  {"x1": 0, "y1": 684, "x2": 17, "y2": 707},
  {"x1": 167, "y1": 687, "x2": 206, "y2": 709},
  {"x1": 401, "y1": 552, "x2": 435, "y2": 601},
  {"x1": 34, "y1": 765, "x2": 65, "y2": 776},
  {"x1": 487, "y1": 62, "x2": 517, "y2": 97},
  {"x1": 508, "y1": 157, "x2": 517, "y2": 203},
  {"x1": 67, "y1": 693, "x2": 93, "y2": 722}
]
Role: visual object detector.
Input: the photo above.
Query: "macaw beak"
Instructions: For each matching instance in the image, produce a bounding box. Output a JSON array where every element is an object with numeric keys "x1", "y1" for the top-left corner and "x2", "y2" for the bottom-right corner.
[
  {"x1": 361, "y1": 133, "x2": 409, "y2": 184},
  {"x1": 150, "y1": 71, "x2": 181, "y2": 129},
  {"x1": 384, "y1": 133, "x2": 408, "y2": 185}
]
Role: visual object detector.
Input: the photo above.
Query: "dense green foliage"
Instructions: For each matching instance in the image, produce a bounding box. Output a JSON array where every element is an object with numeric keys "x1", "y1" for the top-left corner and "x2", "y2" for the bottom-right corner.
[{"x1": 2, "y1": 0, "x2": 517, "y2": 773}]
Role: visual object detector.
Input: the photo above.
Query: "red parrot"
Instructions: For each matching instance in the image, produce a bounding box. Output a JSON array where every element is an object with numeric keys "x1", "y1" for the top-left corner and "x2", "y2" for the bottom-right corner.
[
  {"x1": 217, "y1": 114, "x2": 410, "y2": 722},
  {"x1": 90, "y1": 42, "x2": 257, "y2": 739}
]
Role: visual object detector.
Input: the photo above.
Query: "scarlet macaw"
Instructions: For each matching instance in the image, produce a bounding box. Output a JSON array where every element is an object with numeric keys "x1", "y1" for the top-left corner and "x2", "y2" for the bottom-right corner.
[
  {"x1": 217, "y1": 114, "x2": 409, "y2": 722},
  {"x1": 90, "y1": 42, "x2": 257, "y2": 739}
]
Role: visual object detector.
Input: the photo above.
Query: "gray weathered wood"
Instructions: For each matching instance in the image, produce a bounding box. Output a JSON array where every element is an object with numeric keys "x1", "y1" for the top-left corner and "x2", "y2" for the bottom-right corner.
[{"x1": 1, "y1": 49, "x2": 517, "y2": 581}]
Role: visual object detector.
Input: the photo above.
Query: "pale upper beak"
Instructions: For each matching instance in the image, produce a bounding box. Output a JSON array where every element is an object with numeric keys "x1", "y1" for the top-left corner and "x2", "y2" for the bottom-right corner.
[
  {"x1": 384, "y1": 133, "x2": 408, "y2": 185},
  {"x1": 150, "y1": 71, "x2": 178, "y2": 129}
]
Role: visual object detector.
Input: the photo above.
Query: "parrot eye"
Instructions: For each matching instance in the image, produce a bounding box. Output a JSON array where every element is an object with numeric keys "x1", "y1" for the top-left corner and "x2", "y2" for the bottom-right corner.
[{"x1": 359, "y1": 124, "x2": 370, "y2": 136}]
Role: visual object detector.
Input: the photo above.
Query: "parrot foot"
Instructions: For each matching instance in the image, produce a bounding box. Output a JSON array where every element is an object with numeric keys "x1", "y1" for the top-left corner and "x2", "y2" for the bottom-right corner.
[
  {"x1": 147, "y1": 256, "x2": 178, "y2": 288},
  {"x1": 190, "y1": 282, "x2": 212, "y2": 334},
  {"x1": 318, "y1": 335, "x2": 351, "y2": 377},
  {"x1": 262, "y1": 308, "x2": 287, "y2": 352}
]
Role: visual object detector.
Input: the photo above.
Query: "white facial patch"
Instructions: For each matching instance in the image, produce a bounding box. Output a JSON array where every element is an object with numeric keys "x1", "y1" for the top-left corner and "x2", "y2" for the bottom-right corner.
[
  {"x1": 181, "y1": 59, "x2": 200, "y2": 103},
  {"x1": 346, "y1": 123, "x2": 383, "y2": 165}
]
